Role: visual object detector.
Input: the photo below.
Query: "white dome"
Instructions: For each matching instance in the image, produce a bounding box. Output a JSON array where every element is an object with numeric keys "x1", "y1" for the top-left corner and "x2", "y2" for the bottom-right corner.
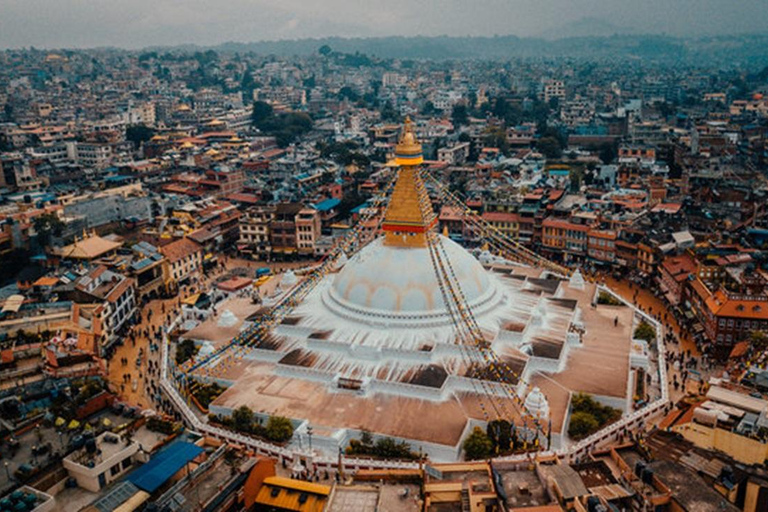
[
  {"x1": 323, "y1": 235, "x2": 503, "y2": 328},
  {"x1": 281, "y1": 270, "x2": 298, "y2": 287},
  {"x1": 524, "y1": 386, "x2": 550, "y2": 421},
  {"x1": 197, "y1": 341, "x2": 215, "y2": 358},
  {"x1": 217, "y1": 309, "x2": 238, "y2": 328}
]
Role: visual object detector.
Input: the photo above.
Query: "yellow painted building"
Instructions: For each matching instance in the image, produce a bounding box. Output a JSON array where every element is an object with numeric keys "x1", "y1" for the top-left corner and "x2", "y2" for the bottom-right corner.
[{"x1": 672, "y1": 421, "x2": 768, "y2": 466}]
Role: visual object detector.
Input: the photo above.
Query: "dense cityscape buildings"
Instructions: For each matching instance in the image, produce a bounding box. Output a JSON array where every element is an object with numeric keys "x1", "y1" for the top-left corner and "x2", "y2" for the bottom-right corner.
[{"x1": 0, "y1": 7, "x2": 768, "y2": 512}]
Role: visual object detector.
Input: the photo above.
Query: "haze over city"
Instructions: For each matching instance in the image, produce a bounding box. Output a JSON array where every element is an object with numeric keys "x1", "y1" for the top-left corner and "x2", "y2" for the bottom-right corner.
[{"x1": 1, "y1": 0, "x2": 768, "y2": 49}]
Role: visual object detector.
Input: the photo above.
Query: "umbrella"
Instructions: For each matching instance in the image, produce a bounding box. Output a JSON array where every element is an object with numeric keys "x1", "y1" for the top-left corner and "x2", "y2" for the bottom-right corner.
[
  {"x1": 55, "y1": 417, "x2": 66, "y2": 427},
  {"x1": 68, "y1": 419, "x2": 81, "y2": 430},
  {"x1": 102, "y1": 418, "x2": 112, "y2": 427}
]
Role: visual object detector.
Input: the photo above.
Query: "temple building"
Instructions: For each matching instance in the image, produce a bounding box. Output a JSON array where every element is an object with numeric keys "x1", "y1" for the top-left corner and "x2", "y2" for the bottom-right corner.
[{"x1": 191, "y1": 120, "x2": 644, "y2": 461}]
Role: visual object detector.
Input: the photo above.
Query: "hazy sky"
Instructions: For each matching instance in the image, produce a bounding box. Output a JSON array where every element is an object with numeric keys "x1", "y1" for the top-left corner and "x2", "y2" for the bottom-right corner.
[{"x1": 1, "y1": 0, "x2": 767, "y2": 49}]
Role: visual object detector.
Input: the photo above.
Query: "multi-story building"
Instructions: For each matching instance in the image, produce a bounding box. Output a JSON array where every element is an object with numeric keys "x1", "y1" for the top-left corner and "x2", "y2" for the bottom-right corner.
[
  {"x1": 238, "y1": 205, "x2": 275, "y2": 258},
  {"x1": 73, "y1": 266, "x2": 137, "y2": 348},
  {"x1": 689, "y1": 278, "x2": 768, "y2": 357},
  {"x1": 270, "y1": 202, "x2": 304, "y2": 256},
  {"x1": 482, "y1": 211, "x2": 520, "y2": 241},
  {"x1": 587, "y1": 229, "x2": 617, "y2": 266},
  {"x1": 543, "y1": 80, "x2": 566, "y2": 103},
  {"x1": 560, "y1": 99, "x2": 595, "y2": 127},
  {"x1": 160, "y1": 237, "x2": 203, "y2": 288},
  {"x1": 295, "y1": 207, "x2": 321, "y2": 256},
  {"x1": 658, "y1": 252, "x2": 698, "y2": 306},
  {"x1": 541, "y1": 218, "x2": 590, "y2": 262},
  {"x1": 437, "y1": 143, "x2": 470, "y2": 165},
  {"x1": 129, "y1": 241, "x2": 170, "y2": 299}
]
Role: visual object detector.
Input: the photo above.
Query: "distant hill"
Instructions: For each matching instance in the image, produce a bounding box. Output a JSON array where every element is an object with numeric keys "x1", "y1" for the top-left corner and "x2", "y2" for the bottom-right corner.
[
  {"x1": 150, "y1": 33, "x2": 768, "y2": 67},
  {"x1": 537, "y1": 17, "x2": 639, "y2": 40}
]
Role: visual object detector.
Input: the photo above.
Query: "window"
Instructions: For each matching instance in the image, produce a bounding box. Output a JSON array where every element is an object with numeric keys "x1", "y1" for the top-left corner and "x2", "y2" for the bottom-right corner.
[{"x1": 110, "y1": 464, "x2": 121, "y2": 477}]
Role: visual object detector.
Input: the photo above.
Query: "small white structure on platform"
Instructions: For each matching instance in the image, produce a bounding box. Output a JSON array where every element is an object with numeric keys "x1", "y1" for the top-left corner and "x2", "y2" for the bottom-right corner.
[
  {"x1": 217, "y1": 310, "x2": 238, "y2": 328},
  {"x1": 281, "y1": 270, "x2": 298, "y2": 288},
  {"x1": 197, "y1": 341, "x2": 215, "y2": 359},
  {"x1": 524, "y1": 386, "x2": 550, "y2": 421},
  {"x1": 569, "y1": 269, "x2": 585, "y2": 290}
]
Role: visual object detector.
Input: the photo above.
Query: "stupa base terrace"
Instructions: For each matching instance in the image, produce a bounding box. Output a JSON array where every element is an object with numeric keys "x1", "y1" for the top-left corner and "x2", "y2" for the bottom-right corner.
[{"x1": 182, "y1": 261, "x2": 651, "y2": 462}]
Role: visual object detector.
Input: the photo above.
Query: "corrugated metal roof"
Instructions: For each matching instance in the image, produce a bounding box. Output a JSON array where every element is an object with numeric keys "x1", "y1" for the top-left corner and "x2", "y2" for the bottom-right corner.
[{"x1": 128, "y1": 442, "x2": 204, "y2": 493}]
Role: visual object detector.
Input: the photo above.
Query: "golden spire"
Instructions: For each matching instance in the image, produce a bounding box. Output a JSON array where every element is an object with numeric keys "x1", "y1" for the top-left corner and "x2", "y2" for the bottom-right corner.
[
  {"x1": 382, "y1": 118, "x2": 435, "y2": 248},
  {"x1": 394, "y1": 116, "x2": 424, "y2": 167}
]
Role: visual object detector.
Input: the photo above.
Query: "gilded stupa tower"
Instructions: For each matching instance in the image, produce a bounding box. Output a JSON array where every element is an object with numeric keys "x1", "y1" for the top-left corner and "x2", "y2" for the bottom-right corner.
[{"x1": 381, "y1": 117, "x2": 437, "y2": 248}]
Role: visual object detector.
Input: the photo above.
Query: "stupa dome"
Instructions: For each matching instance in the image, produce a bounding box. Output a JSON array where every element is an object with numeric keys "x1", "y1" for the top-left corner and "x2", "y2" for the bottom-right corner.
[{"x1": 323, "y1": 235, "x2": 503, "y2": 328}]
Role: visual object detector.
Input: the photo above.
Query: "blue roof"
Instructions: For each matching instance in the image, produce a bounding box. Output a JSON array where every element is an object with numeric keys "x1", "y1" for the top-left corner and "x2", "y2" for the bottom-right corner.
[
  {"x1": 104, "y1": 175, "x2": 132, "y2": 182},
  {"x1": 313, "y1": 198, "x2": 341, "y2": 212},
  {"x1": 128, "y1": 442, "x2": 203, "y2": 493},
  {"x1": 350, "y1": 201, "x2": 370, "y2": 214}
]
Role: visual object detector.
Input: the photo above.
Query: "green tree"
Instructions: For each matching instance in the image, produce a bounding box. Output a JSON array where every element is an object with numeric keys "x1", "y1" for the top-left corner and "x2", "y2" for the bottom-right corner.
[
  {"x1": 568, "y1": 411, "x2": 599, "y2": 440},
  {"x1": 381, "y1": 100, "x2": 399, "y2": 122},
  {"x1": 338, "y1": 86, "x2": 359, "y2": 102},
  {"x1": 463, "y1": 426, "x2": 493, "y2": 460},
  {"x1": 232, "y1": 405, "x2": 254, "y2": 433},
  {"x1": 599, "y1": 142, "x2": 617, "y2": 165},
  {"x1": 360, "y1": 430, "x2": 374, "y2": 447},
  {"x1": 265, "y1": 416, "x2": 294, "y2": 442},
  {"x1": 252, "y1": 101, "x2": 274, "y2": 126},
  {"x1": 451, "y1": 104, "x2": 469, "y2": 126},
  {"x1": 175, "y1": 338, "x2": 199, "y2": 364},
  {"x1": 537, "y1": 136, "x2": 562, "y2": 160},
  {"x1": 318, "y1": 45, "x2": 332, "y2": 56},
  {"x1": 634, "y1": 322, "x2": 656, "y2": 342},
  {"x1": 125, "y1": 124, "x2": 155, "y2": 148},
  {"x1": 483, "y1": 127, "x2": 509, "y2": 155},
  {"x1": 33, "y1": 213, "x2": 64, "y2": 248}
]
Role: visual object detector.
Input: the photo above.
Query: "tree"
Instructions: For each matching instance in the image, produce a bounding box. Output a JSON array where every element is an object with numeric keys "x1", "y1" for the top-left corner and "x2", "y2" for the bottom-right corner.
[
  {"x1": 568, "y1": 411, "x2": 599, "y2": 440},
  {"x1": 381, "y1": 100, "x2": 399, "y2": 122},
  {"x1": 252, "y1": 102, "x2": 314, "y2": 148},
  {"x1": 33, "y1": 213, "x2": 64, "y2": 248},
  {"x1": 265, "y1": 416, "x2": 294, "y2": 443},
  {"x1": 232, "y1": 405, "x2": 254, "y2": 433},
  {"x1": 537, "y1": 137, "x2": 562, "y2": 159},
  {"x1": 634, "y1": 321, "x2": 656, "y2": 342},
  {"x1": 483, "y1": 127, "x2": 509, "y2": 155},
  {"x1": 463, "y1": 426, "x2": 493, "y2": 460},
  {"x1": 599, "y1": 142, "x2": 617, "y2": 165},
  {"x1": 318, "y1": 45, "x2": 332, "y2": 56},
  {"x1": 338, "y1": 86, "x2": 359, "y2": 102},
  {"x1": 451, "y1": 104, "x2": 469, "y2": 126},
  {"x1": 568, "y1": 393, "x2": 622, "y2": 440},
  {"x1": 125, "y1": 124, "x2": 155, "y2": 149},
  {"x1": 360, "y1": 430, "x2": 374, "y2": 447},
  {"x1": 175, "y1": 338, "x2": 198, "y2": 364},
  {"x1": 252, "y1": 101, "x2": 274, "y2": 126}
]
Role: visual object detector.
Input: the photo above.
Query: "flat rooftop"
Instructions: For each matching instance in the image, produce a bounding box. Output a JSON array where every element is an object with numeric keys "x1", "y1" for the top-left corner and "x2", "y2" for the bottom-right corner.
[
  {"x1": 498, "y1": 468, "x2": 549, "y2": 509},
  {"x1": 328, "y1": 483, "x2": 421, "y2": 512}
]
